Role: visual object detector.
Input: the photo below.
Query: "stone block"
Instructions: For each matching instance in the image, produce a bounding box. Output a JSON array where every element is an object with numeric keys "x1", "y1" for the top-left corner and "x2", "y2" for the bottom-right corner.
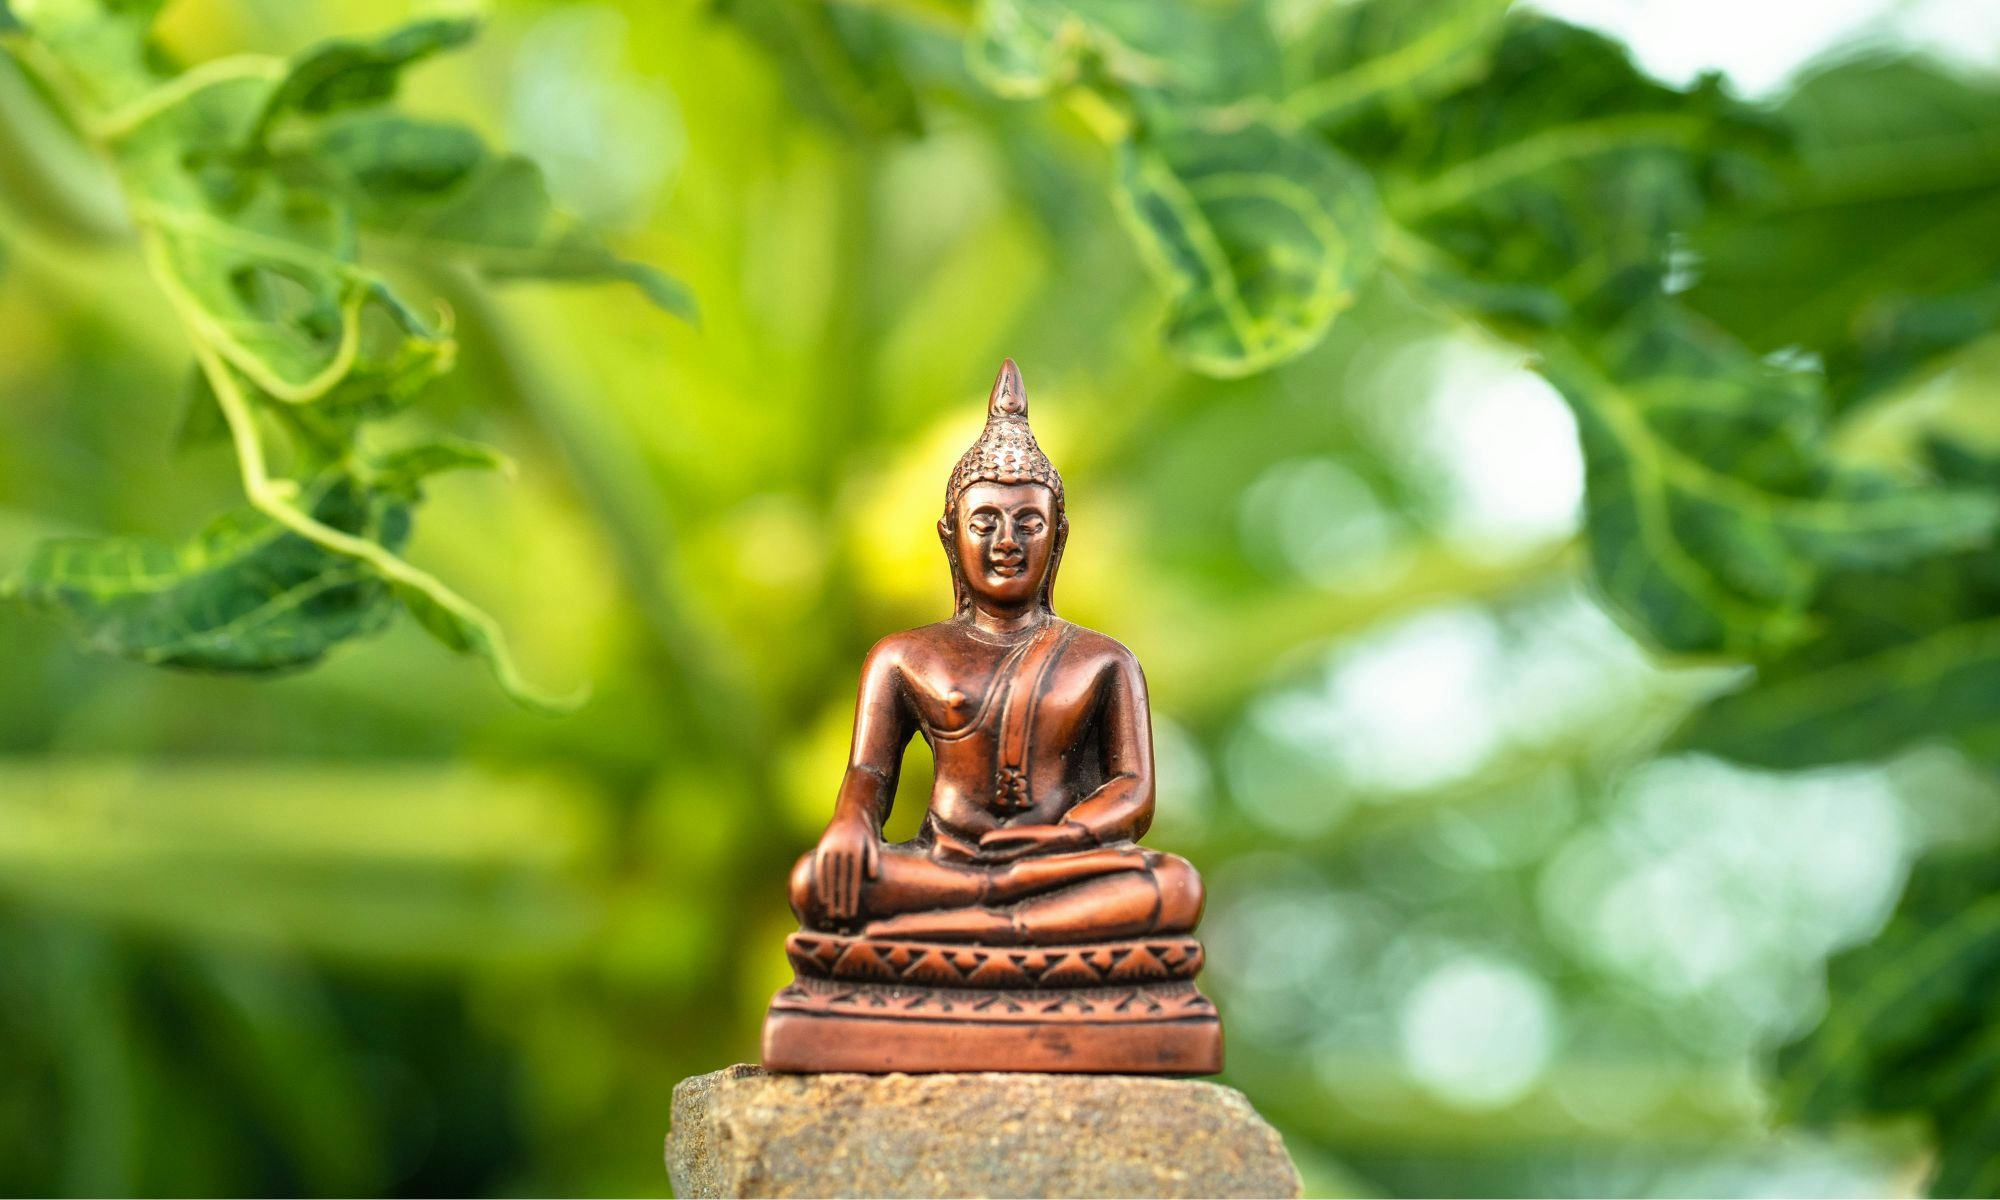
[{"x1": 667, "y1": 1065, "x2": 1302, "y2": 1198}]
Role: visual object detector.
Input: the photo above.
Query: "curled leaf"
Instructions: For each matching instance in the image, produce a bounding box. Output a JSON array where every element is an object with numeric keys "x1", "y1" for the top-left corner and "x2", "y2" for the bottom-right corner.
[
  {"x1": 309, "y1": 113, "x2": 696, "y2": 318},
  {"x1": 1285, "y1": 0, "x2": 1512, "y2": 129},
  {"x1": 141, "y1": 183, "x2": 370, "y2": 402},
  {"x1": 1, "y1": 476, "x2": 403, "y2": 672},
  {"x1": 390, "y1": 581, "x2": 585, "y2": 716},
  {"x1": 1115, "y1": 112, "x2": 1379, "y2": 376},
  {"x1": 254, "y1": 15, "x2": 478, "y2": 137},
  {"x1": 969, "y1": 0, "x2": 1278, "y2": 104},
  {"x1": 1546, "y1": 307, "x2": 1999, "y2": 658},
  {"x1": 368, "y1": 438, "x2": 515, "y2": 499}
]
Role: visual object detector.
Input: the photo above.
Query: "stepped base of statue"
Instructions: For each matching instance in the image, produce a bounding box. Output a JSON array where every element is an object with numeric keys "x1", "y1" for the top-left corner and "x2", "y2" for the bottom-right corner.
[
  {"x1": 668, "y1": 1065, "x2": 1301, "y2": 1198},
  {"x1": 761, "y1": 931, "x2": 1221, "y2": 1073}
]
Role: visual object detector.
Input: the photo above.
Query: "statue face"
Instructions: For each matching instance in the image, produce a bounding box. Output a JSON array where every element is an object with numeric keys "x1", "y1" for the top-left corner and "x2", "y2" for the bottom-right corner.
[{"x1": 952, "y1": 482, "x2": 1056, "y2": 610}]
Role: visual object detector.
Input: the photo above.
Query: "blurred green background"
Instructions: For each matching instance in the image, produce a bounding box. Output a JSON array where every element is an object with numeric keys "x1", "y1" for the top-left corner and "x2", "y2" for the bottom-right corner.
[{"x1": 4, "y1": 0, "x2": 2000, "y2": 1195}]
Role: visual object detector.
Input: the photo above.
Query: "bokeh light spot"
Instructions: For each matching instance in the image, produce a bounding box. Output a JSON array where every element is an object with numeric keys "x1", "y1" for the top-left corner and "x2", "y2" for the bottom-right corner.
[
  {"x1": 1237, "y1": 457, "x2": 1408, "y2": 589},
  {"x1": 1399, "y1": 954, "x2": 1558, "y2": 1110}
]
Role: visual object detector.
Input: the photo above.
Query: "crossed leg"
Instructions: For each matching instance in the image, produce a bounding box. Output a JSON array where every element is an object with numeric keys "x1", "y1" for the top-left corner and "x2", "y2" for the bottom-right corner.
[
  {"x1": 789, "y1": 842, "x2": 1205, "y2": 945},
  {"x1": 790, "y1": 843, "x2": 1145, "y2": 923}
]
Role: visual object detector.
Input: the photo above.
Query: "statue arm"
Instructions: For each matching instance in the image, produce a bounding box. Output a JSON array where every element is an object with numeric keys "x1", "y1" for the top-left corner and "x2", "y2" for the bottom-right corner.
[
  {"x1": 816, "y1": 639, "x2": 913, "y2": 920},
  {"x1": 1062, "y1": 653, "x2": 1156, "y2": 845},
  {"x1": 833, "y1": 638, "x2": 913, "y2": 832}
]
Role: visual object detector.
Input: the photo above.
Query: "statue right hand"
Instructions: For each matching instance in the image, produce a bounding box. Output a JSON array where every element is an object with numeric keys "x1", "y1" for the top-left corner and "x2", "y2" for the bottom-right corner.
[{"x1": 813, "y1": 815, "x2": 880, "y2": 921}]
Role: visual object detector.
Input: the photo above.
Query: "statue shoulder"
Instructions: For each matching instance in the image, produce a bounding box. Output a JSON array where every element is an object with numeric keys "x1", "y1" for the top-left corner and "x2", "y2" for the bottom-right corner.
[
  {"x1": 1057, "y1": 622, "x2": 1145, "y2": 678},
  {"x1": 856, "y1": 629, "x2": 922, "y2": 687},
  {"x1": 860, "y1": 624, "x2": 952, "y2": 676}
]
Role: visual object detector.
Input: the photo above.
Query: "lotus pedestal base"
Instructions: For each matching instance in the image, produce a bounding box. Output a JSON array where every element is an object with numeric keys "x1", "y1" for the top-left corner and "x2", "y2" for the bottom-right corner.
[{"x1": 760, "y1": 932, "x2": 1222, "y2": 1075}]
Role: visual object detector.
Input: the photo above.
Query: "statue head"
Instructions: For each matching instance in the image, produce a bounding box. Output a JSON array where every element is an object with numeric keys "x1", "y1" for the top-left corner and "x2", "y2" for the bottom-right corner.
[{"x1": 940, "y1": 359, "x2": 1067, "y2": 616}]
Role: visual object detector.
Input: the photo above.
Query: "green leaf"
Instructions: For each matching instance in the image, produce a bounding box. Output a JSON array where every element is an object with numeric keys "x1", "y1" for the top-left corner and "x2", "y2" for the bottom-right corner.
[
  {"x1": 388, "y1": 581, "x2": 583, "y2": 716},
  {"x1": 305, "y1": 281, "x2": 455, "y2": 421},
  {"x1": 1349, "y1": 15, "x2": 1777, "y2": 333},
  {"x1": 142, "y1": 178, "x2": 372, "y2": 401},
  {"x1": 969, "y1": 0, "x2": 1279, "y2": 105},
  {"x1": 1774, "y1": 850, "x2": 2000, "y2": 1198},
  {"x1": 1671, "y1": 436, "x2": 2000, "y2": 765},
  {"x1": 182, "y1": 287, "x2": 455, "y2": 466},
  {"x1": 962, "y1": 5, "x2": 1775, "y2": 372},
  {"x1": 0, "y1": 476, "x2": 404, "y2": 672},
  {"x1": 390, "y1": 580, "x2": 479, "y2": 656},
  {"x1": 253, "y1": 16, "x2": 476, "y2": 136},
  {"x1": 1546, "y1": 307, "x2": 1999, "y2": 657},
  {"x1": 1115, "y1": 111, "x2": 1379, "y2": 376},
  {"x1": 1673, "y1": 613, "x2": 2000, "y2": 768},
  {"x1": 368, "y1": 437, "x2": 513, "y2": 499},
  {"x1": 308, "y1": 113, "x2": 696, "y2": 318},
  {"x1": 1283, "y1": 0, "x2": 1512, "y2": 130},
  {"x1": 1686, "y1": 57, "x2": 2000, "y2": 410}
]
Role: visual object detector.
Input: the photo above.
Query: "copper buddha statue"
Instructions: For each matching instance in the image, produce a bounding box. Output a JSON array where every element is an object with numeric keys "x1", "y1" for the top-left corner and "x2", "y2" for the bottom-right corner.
[{"x1": 761, "y1": 360, "x2": 1220, "y2": 1074}]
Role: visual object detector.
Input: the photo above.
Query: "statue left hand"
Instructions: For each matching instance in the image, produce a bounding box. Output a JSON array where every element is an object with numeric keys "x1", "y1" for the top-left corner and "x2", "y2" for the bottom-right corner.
[{"x1": 978, "y1": 822, "x2": 1089, "y2": 861}]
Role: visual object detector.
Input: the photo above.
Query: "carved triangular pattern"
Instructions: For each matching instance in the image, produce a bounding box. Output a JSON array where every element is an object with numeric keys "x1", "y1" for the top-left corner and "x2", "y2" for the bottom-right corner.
[
  {"x1": 791, "y1": 934, "x2": 1204, "y2": 985},
  {"x1": 1108, "y1": 946, "x2": 1169, "y2": 982},
  {"x1": 1037, "y1": 952, "x2": 1101, "y2": 988},
  {"x1": 901, "y1": 948, "x2": 968, "y2": 985},
  {"x1": 831, "y1": 943, "x2": 901, "y2": 981},
  {"x1": 963, "y1": 954, "x2": 1033, "y2": 988}
]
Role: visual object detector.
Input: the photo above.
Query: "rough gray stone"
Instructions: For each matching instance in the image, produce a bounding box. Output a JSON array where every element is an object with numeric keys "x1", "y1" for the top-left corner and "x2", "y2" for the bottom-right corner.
[{"x1": 667, "y1": 1064, "x2": 1303, "y2": 1198}]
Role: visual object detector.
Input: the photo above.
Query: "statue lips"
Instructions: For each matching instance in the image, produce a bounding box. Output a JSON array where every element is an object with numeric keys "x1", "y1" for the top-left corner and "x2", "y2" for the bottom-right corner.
[{"x1": 985, "y1": 540, "x2": 1028, "y2": 580}]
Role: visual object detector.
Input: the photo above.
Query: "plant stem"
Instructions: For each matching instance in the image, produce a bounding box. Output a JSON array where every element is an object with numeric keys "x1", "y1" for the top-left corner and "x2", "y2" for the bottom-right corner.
[{"x1": 185, "y1": 297, "x2": 579, "y2": 712}]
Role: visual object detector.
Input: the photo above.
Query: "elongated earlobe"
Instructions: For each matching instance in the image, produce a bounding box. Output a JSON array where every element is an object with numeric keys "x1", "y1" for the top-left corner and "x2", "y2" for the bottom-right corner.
[
  {"x1": 939, "y1": 518, "x2": 969, "y2": 615},
  {"x1": 1041, "y1": 516, "x2": 1066, "y2": 614}
]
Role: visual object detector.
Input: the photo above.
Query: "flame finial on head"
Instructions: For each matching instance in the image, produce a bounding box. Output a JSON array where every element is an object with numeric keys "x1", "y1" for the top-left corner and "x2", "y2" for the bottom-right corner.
[
  {"x1": 989, "y1": 357, "x2": 1027, "y2": 416},
  {"x1": 945, "y1": 358, "x2": 1064, "y2": 521}
]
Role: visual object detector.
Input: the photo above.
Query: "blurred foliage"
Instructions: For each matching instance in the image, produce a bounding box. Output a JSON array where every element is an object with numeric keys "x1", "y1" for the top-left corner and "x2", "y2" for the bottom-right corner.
[
  {"x1": 2, "y1": 0, "x2": 2000, "y2": 1196},
  {"x1": 1777, "y1": 849, "x2": 2000, "y2": 1199},
  {"x1": 0, "y1": 0, "x2": 689, "y2": 710}
]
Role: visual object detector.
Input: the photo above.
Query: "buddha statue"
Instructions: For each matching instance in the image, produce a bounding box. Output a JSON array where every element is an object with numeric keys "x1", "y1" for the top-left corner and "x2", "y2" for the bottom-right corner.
[{"x1": 762, "y1": 360, "x2": 1220, "y2": 1074}]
